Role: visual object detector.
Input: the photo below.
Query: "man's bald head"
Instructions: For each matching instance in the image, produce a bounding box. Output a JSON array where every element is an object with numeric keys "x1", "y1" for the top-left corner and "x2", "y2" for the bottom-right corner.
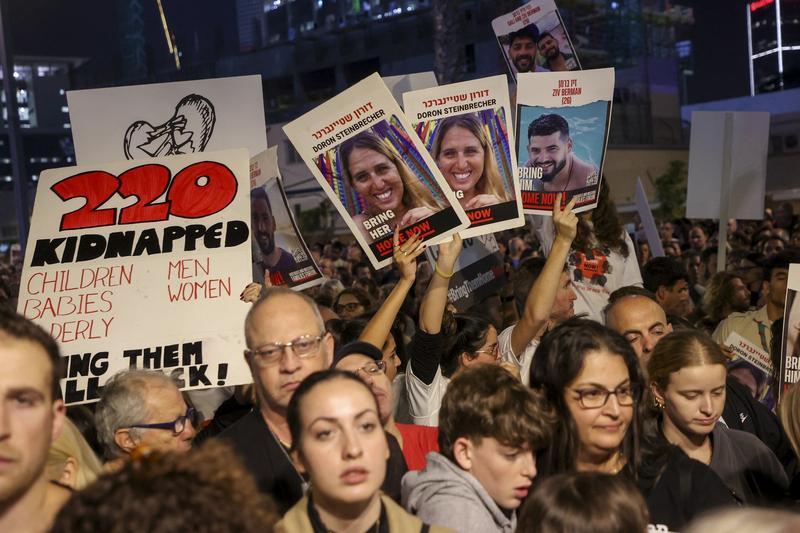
[
  {"x1": 244, "y1": 287, "x2": 325, "y2": 348},
  {"x1": 606, "y1": 294, "x2": 672, "y2": 364}
]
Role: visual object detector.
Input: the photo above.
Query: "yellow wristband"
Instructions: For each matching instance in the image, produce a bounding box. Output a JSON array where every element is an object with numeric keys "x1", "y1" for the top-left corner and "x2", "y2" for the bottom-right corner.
[{"x1": 435, "y1": 263, "x2": 454, "y2": 279}]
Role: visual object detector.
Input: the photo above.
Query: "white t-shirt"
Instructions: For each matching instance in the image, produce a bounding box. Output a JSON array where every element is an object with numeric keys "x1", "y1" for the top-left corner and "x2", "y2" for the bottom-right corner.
[
  {"x1": 535, "y1": 217, "x2": 643, "y2": 323},
  {"x1": 405, "y1": 363, "x2": 450, "y2": 427},
  {"x1": 498, "y1": 324, "x2": 539, "y2": 387}
]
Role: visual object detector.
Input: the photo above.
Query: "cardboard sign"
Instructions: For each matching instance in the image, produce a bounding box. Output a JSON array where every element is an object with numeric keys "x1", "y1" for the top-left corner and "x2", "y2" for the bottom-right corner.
[
  {"x1": 634, "y1": 178, "x2": 665, "y2": 258},
  {"x1": 383, "y1": 72, "x2": 438, "y2": 107},
  {"x1": 403, "y1": 75, "x2": 525, "y2": 238},
  {"x1": 68, "y1": 75, "x2": 267, "y2": 165},
  {"x1": 725, "y1": 331, "x2": 776, "y2": 410},
  {"x1": 780, "y1": 264, "x2": 800, "y2": 400},
  {"x1": 685, "y1": 111, "x2": 769, "y2": 221},
  {"x1": 425, "y1": 234, "x2": 506, "y2": 312},
  {"x1": 250, "y1": 148, "x2": 323, "y2": 290},
  {"x1": 515, "y1": 68, "x2": 614, "y2": 215},
  {"x1": 492, "y1": 0, "x2": 580, "y2": 80},
  {"x1": 17, "y1": 150, "x2": 253, "y2": 404},
  {"x1": 283, "y1": 73, "x2": 468, "y2": 270}
]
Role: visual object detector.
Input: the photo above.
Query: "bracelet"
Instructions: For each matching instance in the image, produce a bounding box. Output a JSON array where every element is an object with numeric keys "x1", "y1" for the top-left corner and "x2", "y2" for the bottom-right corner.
[{"x1": 434, "y1": 263, "x2": 454, "y2": 279}]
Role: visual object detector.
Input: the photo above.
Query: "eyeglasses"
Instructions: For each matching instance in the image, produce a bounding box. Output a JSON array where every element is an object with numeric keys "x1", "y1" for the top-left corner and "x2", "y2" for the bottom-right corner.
[
  {"x1": 245, "y1": 334, "x2": 325, "y2": 367},
  {"x1": 335, "y1": 302, "x2": 363, "y2": 313},
  {"x1": 473, "y1": 342, "x2": 500, "y2": 359},
  {"x1": 347, "y1": 360, "x2": 386, "y2": 377},
  {"x1": 130, "y1": 406, "x2": 196, "y2": 435},
  {"x1": 571, "y1": 385, "x2": 635, "y2": 409}
]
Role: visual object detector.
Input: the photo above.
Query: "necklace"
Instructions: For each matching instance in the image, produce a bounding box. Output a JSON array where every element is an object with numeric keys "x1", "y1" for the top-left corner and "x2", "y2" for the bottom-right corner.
[
  {"x1": 609, "y1": 451, "x2": 626, "y2": 475},
  {"x1": 266, "y1": 420, "x2": 310, "y2": 494}
]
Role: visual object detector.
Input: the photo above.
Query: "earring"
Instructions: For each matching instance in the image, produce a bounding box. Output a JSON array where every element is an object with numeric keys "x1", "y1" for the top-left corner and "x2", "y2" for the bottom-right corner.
[{"x1": 653, "y1": 397, "x2": 665, "y2": 409}]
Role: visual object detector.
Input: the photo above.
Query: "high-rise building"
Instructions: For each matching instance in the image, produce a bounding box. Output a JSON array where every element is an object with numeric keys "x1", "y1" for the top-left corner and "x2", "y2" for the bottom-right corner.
[{"x1": 747, "y1": 0, "x2": 800, "y2": 94}]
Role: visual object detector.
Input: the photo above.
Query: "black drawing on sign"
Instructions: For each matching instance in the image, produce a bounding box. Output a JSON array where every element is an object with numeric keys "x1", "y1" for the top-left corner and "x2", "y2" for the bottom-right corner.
[{"x1": 123, "y1": 94, "x2": 216, "y2": 159}]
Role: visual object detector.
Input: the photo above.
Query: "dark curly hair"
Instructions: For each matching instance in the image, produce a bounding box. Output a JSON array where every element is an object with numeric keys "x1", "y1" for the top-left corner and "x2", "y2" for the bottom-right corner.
[
  {"x1": 50, "y1": 441, "x2": 278, "y2": 533},
  {"x1": 529, "y1": 318, "x2": 645, "y2": 478},
  {"x1": 441, "y1": 314, "x2": 493, "y2": 378},
  {"x1": 572, "y1": 180, "x2": 629, "y2": 258}
]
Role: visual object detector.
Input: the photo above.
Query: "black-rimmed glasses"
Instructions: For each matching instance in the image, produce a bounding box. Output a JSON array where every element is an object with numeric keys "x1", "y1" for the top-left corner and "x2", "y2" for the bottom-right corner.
[
  {"x1": 571, "y1": 385, "x2": 635, "y2": 409},
  {"x1": 130, "y1": 406, "x2": 196, "y2": 435}
]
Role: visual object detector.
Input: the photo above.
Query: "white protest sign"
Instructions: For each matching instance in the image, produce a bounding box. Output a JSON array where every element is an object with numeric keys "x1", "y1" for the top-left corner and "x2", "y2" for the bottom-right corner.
[
  {"x1": 724, "y1": 331, "x2": 776, "y2": 410},
  {"x1": 283, "y1": 73, "x2": 469, "y2": 270},
  {"x1": 780, "y1": 264, "x2": 800, "y2": 401},
  {"x1": 515, "y1": 68, "x2": 614, "y2": 215},
  {"x1": 383, "y1": 72, "x2": 438, "y2": 107},
  {"x1": 404, "y1": 75, "x2": 524, "y2": 238},
  {"x1": 686, "y1": 111, "x2": 769, "y2": 221},
  {"x1": 68, "y1": 75, "x2": 267, "y2": 165},
  {"x1": 634, "y1": 177, "x2": 664, "y2": 258},
  {"x1": 492, "y1": 0, "x2": 580, "y2": 80},
  {"x1": 250, "y1": 147, "x2": 324, "y2": 290},
  {"x1": 17, "y1": 149, "x2": 253, "y2": 404}
]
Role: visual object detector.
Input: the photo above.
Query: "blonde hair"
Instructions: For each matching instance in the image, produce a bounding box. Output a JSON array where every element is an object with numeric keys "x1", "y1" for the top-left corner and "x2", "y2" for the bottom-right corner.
[
  {"x1": 340, "y1": 131, "x2": 444, "y2": 217},
  {"x1": 431, "y1": 114, "x2": 510, "y2": 203},
  {"x1": 779, "y1": 381, "x2": 800, "y2": 461},
  {"x1": 47, "y1": 417, "x2": 103, "y2": 490}
]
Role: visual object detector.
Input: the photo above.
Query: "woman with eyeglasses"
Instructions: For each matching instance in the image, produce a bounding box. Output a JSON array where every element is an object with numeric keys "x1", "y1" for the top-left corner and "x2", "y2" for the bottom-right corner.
[
  {"x1": 647, "y1": 329, "x2": 789, "y2": 504},
  {"x1": 333, "y1": 341, "x2": 439, "y2": 472},
  {"x1": 530, "y1": 318, "x2": 738, "y2": 532},
  {"x1": 276, "y1": 369, "x2": 453, "y2": 533},
  {"x1": 334, "y1": 287, "x2": 373, "y2": 320}
]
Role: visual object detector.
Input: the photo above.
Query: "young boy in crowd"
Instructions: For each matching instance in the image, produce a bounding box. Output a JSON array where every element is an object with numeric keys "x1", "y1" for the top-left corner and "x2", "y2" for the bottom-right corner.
[{"x1": 402, "y1": 365, "x2": 555, "y2": 532}]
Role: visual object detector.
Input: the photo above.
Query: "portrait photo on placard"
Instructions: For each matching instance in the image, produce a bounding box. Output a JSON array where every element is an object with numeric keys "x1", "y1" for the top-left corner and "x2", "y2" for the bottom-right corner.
[
  {"x1": 516, "y1": 101, "x2": 608, "y2": 195},
  {"x1": 492, "y1": 0, "x2": 580, "y2": 79},
  {"x1": 313, "y1": 115, "x2": 450, "y2": 245},
  {"x1": 416, "y1": 108, "x2": 515, "y2": 213}
]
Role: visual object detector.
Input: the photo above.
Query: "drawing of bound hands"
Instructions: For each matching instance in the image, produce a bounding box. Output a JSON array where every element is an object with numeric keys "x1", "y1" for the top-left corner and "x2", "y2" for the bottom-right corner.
[{"x1": 124, "y1": 94, "x2": 216, "y2": 159}]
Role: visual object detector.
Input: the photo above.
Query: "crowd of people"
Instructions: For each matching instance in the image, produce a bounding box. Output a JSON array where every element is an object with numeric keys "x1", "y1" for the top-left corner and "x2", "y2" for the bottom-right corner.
[{"x1": 4, "y1": 190, "x2": 800, "y2": 532}]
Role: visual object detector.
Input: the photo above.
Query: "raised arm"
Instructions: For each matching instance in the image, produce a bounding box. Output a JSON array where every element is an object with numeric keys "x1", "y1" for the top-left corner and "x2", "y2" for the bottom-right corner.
[
  {"x1": 359, "y1": 228, "x2": 425, "y2": 347},
  {"x1": 510, "y1": 194, "x2": 577, "y2": 355},
  {"x1": 419, "y1": 234, "x2": 463, "y2": 334}
]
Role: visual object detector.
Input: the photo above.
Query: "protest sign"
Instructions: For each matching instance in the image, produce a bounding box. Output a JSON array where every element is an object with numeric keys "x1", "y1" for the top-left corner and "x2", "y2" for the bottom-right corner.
[
  {"x1": 383, "y1": 72, "x2": 438, "y2": 107},
  {"x1": 492, "y1": 0, "x2": 580, "y2": 80},
  {"x1": 634, "y1": 177, "x2": 665, "y2": 258},
  {"x1": 780, "y1": 264, "x2": 800, "y2": 400},
  {"x1": 515, "y1": 68, "x2": 613, "y2": 215},
  {"x1": 685, "y1": 111, "x2": 769, "y2": 272},
  {"x1": 283, "y1": 73, "x2": 469, "y2": 270},
  {"x1": 425, "y1": 234, "x2": 506, "y2": 312},
  {"x1": 250, "y1": 147, "x2": 323, "y2": 290},
  {"x1": 724, "y1": 331, "x2": 776, "y2": 410},
  {"x1": 68, "y1": 75, "x2": 267, "y2": 165},
  {"x1": 403, "y1": 75, "x2": 525, "y2": 238},
  {"x1": 17, "y1": 149, "x2": 253, "y2": 404}
]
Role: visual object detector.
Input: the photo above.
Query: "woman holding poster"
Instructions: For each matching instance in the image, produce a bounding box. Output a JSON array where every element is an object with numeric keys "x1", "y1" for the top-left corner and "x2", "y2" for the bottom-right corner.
[
  {"x1": 431, "y1": 114, "x2": 511, "y2": 210},
  {"x1": 340, "y1": 131, "x2": 445, "y2": 241}
]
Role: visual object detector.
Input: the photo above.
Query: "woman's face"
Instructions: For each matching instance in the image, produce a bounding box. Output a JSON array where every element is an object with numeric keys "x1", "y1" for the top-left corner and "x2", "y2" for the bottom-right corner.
[
  {"x1": 656, "y1": 364, "x2": 726, "y2": 439},
  {"x1": 564, "y1": 350, "x2": 633, "y2": 462},
  {"x1": 461, "y1": 325, "x2": 500, "y2": 368},
  {"x1": 436, "y1": 126, "x2": 485, "y2": 197},
  {"x1": 347, "y1": 147, "x2": 404, "y2": 215},
  {"x1": 335, "y1": 293, "x2": 365, "y2": 320},
  {"x1": 296, "y1": 378, "x2": 388, "y2": 506}
]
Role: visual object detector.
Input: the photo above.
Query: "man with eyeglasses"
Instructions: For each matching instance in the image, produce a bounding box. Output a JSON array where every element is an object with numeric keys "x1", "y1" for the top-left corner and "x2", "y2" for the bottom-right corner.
[
  {"x1": 333, "y1": 341, "x2": 439, "y2": 473},
  {"x1": 219, "y1": 286, "x2": 334, "y2": 513},
  {"x1": 95, "y1": 369, "x2": 197, "y2": 463}
]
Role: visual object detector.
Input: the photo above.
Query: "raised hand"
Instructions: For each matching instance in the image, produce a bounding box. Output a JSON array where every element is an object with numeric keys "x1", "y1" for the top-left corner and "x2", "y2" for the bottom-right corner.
[
  {"x1": 436, "y1": 233, "x2": 463, "y2": 274},
  {"x1": 553, "y1": 193, "x2": 578, "y2": 244},
  {"x1": 393, "y1": 227, "x2": 426, "y2": 282}
]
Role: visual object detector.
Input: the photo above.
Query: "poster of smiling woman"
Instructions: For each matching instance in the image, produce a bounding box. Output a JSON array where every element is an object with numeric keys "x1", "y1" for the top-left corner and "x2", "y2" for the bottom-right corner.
[
  {"x1": 403, "y1": 75, "x2": 524, "y2": 238},
  {"x1": 284, "y1": 73, "x2": 468, "y2": 270},
  {"x1": 515, "y1": 68, "x2": 614, "y2": 215}
]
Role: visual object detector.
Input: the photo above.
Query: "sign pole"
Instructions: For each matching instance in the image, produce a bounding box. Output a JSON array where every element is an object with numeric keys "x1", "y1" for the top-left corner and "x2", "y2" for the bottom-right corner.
[{"x1": 717, "y1": 112, "x2": 734, "y2": 274}]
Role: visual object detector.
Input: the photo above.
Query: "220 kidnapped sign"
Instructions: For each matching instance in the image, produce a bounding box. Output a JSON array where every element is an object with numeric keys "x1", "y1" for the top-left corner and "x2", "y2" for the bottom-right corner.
[{"x1": 17, "y1": 149, "x2": 254, "y2": 405}]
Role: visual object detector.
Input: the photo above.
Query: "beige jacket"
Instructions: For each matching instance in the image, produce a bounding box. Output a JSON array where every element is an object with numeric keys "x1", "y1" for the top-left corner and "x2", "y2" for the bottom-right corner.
[{"x1": 276, "y1": 493, "x2": 454, "y2": 533}]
